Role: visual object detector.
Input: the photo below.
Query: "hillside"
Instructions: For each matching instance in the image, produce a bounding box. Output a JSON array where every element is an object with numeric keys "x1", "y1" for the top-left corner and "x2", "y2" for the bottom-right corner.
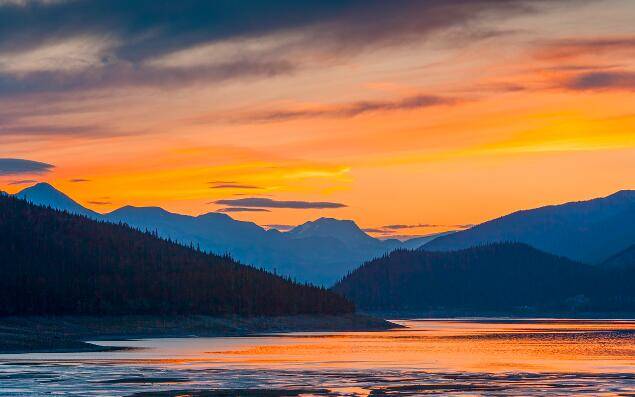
[
  {"x1": 602, "y1": 244, "x2": 635, "y2": 269},
  {"x1": 333, "y1": 243, "x2": 634, "y2": 313},
  {"x1": 0, "y1": 193, "x2": 354, "y2": 316},
  {"x1": 423, "y1": 190, "x2": 635, "y2": 264}
]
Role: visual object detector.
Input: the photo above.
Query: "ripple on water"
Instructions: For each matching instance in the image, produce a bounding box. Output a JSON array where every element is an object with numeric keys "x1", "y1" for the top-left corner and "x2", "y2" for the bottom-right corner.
[{"x1": 1, "y1": 319, "x2": 634, "y2": 396}]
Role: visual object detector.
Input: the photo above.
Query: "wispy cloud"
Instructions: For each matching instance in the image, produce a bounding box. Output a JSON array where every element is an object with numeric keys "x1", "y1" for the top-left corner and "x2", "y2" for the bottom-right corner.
[
  {"x1": 563, "y1": 71, "x2": 635, "y2": 91},
  {"x1": 210, "y1": 183, "x2": 261, "y2": 189},
  {"x1": 235, "y1": 95, "x2": 462, "y2": 123},
  {"x1": 362, "y1": 228, "x2": 387, "y2": 234},
  {"x1": 364, "y1": 223, "x2": 473, "y2": 235},
  {"x1": 382, "y1": 224, "x2": 439, "y2": 230},
  {"x1": 69, "y1": 178, "x2": 90, "y2": 183},
  {"x1": 0, "y1": 1, "x2": 559, "y2": 96},
  {"x1": 0, "y1": 158, "x2": 54, "y2": 175},
  {"x1": 0, "y1": 123, "x2": 112, "y2": 137},
  {"x1": 535, "y1": 36, "x2": 635, "y2": 61},
  {"x1": 7, "y1": 178, "x2": 37, "y2": 185},
  {"x1": 87, "y1": 200, "x2": 111, "y2": 205},
  {"x1": 216, "y1": 207, "x2": 270, "y2": 213},
  {"x1": 382, "y1": 223, "x2": 473, "y2": 230},
  {"x1": 215, "y1": 197, "x2": 346, "y2": 209}
]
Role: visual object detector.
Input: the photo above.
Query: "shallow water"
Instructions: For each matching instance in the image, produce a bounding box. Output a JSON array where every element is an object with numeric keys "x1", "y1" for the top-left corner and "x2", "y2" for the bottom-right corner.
[{"x1": 1, "y1": 319, "x2": 634, "y2": 396}]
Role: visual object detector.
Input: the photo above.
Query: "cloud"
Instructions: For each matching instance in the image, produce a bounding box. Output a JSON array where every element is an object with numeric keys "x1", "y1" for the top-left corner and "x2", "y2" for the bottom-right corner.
[
  {"x1": 0, "y1": 1, "x2": 561, "y2": 95},
  {"x1": 0, "y1": 158, "x2": 54, "y2": 175},
  {"x1": 382, "y1": 224, "x2": 438, "y2": 230},
  {"x1": 0, "y1": 59, "x2": 296, "y2": 95},
  {"x1": 365, "y1": 223, "x2": 474, "y2": 235},
  {"x1": 69, "y1": 178, "x2": 90, "y2": 183},
  {"x1": 0, "y1": 122, "x2": 113, "y2": 137},
  {"x1": 563, "y1": 71, "x2": 635, "y2": 91},
  {"x1": 87, "y1": 200, "x2": 111, "y2": 205},
  {"x1": 8, "y1": 178, "x2": 37, "y2": 185},
  {"x1": 215, "y1": 197, "x2": 346, "y2": 209},
  {"x1": 238, "y1": 95, "x2": 462, "y2": 122},
  {"x1": 210, "y1": 183, "x2": 261, "y2": 189},
  {"x1": 216, "y1": 207, "x2": 270, "y2": 213},
  {"x1": 535, "y1": 36, "x2": 635, "y2": 60},
  {"x1": 362, "y1": 228, "x2": 388, "y2": 234}
]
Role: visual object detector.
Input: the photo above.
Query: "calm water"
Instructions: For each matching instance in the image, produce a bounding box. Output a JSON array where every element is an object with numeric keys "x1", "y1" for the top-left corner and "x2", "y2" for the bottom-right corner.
[{"x1": 1, "y1": 319, "x2": 634, "y2": 396}]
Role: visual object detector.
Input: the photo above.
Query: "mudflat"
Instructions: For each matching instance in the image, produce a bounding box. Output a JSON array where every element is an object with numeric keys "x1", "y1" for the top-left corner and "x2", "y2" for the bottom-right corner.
[{"x1": 0, "y1": 314, "x2": 396, "y2": 354}]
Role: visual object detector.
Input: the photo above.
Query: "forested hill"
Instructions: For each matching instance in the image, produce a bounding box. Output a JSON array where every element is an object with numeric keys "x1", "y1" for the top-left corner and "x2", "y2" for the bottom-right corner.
[
  {"x1": 332, "y1": 243, "x2": 635, "y2": 313},
  {"x1": 0, "y1": 193, "x2": 354, "y2": 316}
]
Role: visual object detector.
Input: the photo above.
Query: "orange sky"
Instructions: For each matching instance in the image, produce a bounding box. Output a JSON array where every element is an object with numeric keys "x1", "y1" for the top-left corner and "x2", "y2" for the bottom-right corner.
[{"x1": 1, "y1": 1, "x2": 634, "y2": 238}]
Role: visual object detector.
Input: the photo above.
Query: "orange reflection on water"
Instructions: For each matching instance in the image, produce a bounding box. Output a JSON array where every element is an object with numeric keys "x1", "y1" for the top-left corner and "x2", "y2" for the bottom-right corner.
[
  {"x1": 2, "y1": 319, "x2": 634, "y2": 396},
  {"x1": 190, "y1": 319, "x2": 635, "y2": 373}
]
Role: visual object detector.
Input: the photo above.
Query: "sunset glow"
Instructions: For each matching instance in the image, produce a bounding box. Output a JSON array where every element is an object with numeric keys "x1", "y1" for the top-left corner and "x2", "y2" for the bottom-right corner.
[{"x1": 1, "y1": 1, "x2": 634, "y2": 238}]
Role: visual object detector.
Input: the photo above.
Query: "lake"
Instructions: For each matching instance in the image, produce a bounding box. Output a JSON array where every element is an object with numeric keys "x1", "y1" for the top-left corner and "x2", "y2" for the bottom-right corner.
[{"x1": 1, "y1": 319, "x2": 634, "y2": 396}]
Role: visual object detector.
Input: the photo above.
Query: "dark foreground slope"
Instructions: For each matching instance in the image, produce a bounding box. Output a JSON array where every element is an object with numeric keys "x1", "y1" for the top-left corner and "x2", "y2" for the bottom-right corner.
[
  {"x1": 333, "y1": 243, "x2": 635, "y2": 314},
  {"x1": 0, "y1": 193, "x2": 353, "y2": 316}
]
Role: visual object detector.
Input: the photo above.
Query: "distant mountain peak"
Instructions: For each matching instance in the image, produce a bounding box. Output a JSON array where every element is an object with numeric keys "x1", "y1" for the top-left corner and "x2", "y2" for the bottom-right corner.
[
  {"x1": 197, "y1": 211, "x2": 233, "y2": 221},
  {"x1": 288, "y1": 217, "x2": 374, "y2": 246},
  {"x1": 15, "y1": 182, "x2": 99, "y2": 218},
  {"x1": 19, "y1": 182, "x2": 59, "y2": 195},
  {"x1": 110, "y1": 205, "x2": 170, "y2": 215}
]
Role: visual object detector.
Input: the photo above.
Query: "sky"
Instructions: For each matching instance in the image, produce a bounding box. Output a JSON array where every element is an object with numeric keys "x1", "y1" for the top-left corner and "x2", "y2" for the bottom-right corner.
[{"x1": 0, "y1": 0, "x2": 634, "y2": 239}]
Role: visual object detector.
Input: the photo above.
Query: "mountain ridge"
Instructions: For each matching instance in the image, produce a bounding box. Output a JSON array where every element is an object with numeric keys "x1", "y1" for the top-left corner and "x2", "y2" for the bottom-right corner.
[
  {"x1": 422, "y1": 189, "x2": 635, "y2": 263},
  {"x1": 12, "y1": 183, "x2": 420, "y2": 285},
  {"x1": 333, "y1": 242, "x2": 635, "y2": 314},
  {"x1": 0, "y1": 192, "x2": 354, "y2": 316}
]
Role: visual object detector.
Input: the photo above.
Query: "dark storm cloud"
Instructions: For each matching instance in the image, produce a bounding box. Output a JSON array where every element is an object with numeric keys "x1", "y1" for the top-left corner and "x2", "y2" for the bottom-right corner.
[
  {"x1": 215, "y1": 197, "x2": 346, "y2": 209},
  {"x1": 0, "y1": 158, "x2": 54, "y2": 175},
  {"x1": 564, "y1": 71, "x2": 635, "y2": 91},
  {"x1": 0, "y1": 0, "x2": 561, "y2": 95},
  {"x1": 239, "y1": 95, "x2": 461, "y2": 122}
]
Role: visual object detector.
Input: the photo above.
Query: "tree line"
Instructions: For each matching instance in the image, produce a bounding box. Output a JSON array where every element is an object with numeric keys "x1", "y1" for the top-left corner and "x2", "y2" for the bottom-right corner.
[{"x1": 0, "y1": 193, "x2": 354, "y2": 316}]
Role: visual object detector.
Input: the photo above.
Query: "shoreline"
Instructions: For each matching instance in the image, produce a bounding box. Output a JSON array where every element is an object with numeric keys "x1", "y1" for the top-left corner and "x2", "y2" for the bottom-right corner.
[
  {"x1": 0, "y1": 314, "x2": 398, "y2": 354},
  {"x1": 364, "y1": 311, "x2": 635, "y2": 320}
]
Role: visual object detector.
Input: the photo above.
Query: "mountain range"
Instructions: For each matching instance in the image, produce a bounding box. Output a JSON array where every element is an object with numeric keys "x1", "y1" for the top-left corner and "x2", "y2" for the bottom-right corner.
[
  {"x1": 15, "y1": 183, "x2": 427, "y2": 285},
  {"x1": 14, "y1": 184, "x2": 635, "y2": 287},
  {"x1": 422, "y1": 190, "x2": 635, "y2": 264}
]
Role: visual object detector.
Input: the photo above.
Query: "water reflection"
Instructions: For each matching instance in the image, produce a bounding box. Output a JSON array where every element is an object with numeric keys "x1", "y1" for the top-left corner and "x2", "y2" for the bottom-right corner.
[{"x1": 1, "y1": 319, "x2": 634, "y2": 396}]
